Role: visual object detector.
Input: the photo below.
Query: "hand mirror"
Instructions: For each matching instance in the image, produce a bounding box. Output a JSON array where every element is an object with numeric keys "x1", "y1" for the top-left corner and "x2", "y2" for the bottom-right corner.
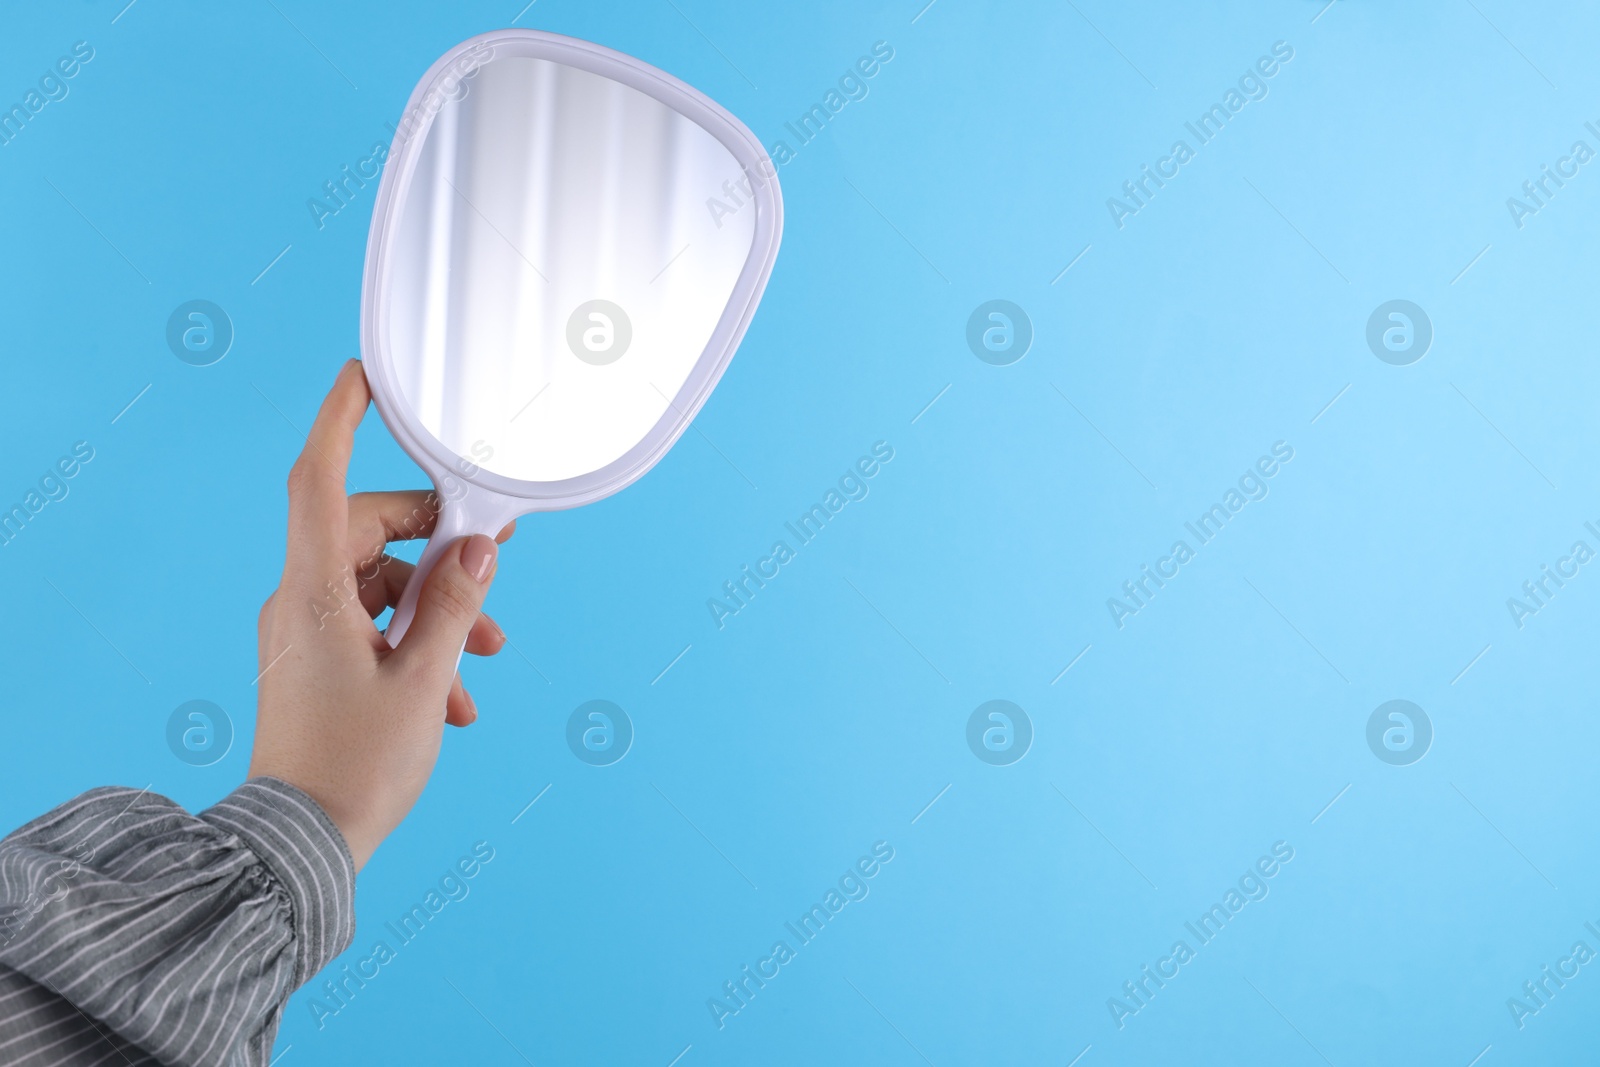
[{"x1": 360, "y1": 29, "x2": 783, "y2": 644}]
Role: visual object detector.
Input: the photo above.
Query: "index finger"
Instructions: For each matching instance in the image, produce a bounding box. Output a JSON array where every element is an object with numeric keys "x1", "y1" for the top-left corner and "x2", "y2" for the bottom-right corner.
[
  {"x1": 348, "y1": 492, "x2": 518, "y2": 573},
  {"x1": 286, "y1": 360, "x2": 370, "y2": 575}
]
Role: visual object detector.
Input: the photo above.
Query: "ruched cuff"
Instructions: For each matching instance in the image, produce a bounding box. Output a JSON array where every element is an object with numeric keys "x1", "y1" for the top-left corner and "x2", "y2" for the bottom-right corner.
[{"x1": 201, "y1": 778, "x2": 356, "y2": 986}]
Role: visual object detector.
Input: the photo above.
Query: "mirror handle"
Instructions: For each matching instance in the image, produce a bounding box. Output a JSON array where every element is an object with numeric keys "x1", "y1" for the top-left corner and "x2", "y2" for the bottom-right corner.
[{"x1": 384, "y1": 483, "x2": 520, "y2": 652}]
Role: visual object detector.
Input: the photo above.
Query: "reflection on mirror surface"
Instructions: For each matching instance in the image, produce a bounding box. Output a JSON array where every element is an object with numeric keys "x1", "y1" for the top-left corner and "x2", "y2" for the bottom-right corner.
[{"x1": 383, "y1": 53, "x2": 757, "y2": 483}]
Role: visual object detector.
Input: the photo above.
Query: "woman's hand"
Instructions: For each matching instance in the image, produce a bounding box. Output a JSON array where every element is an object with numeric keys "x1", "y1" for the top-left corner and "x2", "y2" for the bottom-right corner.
[{"x1": 247, "y1": 360, "x2": 514, "y2": 870}]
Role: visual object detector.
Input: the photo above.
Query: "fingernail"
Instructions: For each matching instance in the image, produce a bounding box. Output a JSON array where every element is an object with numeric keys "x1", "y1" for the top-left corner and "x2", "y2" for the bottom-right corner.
[
  {"x1": 465, "y1": 691, "x2": 478, "y2": 721},
  {"x1": 460, "y1": 534, "x2": 497, "y2": 584}
]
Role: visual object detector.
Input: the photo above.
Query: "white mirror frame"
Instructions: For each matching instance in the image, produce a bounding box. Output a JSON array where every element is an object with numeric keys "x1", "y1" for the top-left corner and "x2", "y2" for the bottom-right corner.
[{"x1": 360, "y1": 28, "x2": 783, "y2": 645}]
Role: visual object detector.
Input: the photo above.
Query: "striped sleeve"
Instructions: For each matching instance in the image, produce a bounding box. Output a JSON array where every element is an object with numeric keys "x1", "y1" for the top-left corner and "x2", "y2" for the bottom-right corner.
[{"x1": 0, "y1": 778, "x2": 356, "y2": 1067}]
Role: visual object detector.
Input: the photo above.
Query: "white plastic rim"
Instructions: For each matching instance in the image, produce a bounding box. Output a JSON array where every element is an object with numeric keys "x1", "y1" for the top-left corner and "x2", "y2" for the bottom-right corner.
[{"x1": 360, "y1": 27, "x2": 784, "y2": 515}]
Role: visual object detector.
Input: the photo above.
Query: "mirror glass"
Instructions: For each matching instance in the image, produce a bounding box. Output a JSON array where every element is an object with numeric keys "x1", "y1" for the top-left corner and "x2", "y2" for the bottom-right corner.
[{"x1": 382, "y1": 53, "x2": 758, "y2": 483}]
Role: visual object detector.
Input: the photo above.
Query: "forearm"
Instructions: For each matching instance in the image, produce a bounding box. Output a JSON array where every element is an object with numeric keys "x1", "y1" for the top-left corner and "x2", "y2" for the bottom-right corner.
[{"x1": 0, "y1": 778, "x2": 354, "y2": 1066}]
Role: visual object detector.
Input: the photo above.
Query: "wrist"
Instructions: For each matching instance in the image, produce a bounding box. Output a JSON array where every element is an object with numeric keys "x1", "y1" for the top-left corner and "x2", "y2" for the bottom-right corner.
[{"x1": 245, "y1": 760, "x2": 376, "y2": 872}]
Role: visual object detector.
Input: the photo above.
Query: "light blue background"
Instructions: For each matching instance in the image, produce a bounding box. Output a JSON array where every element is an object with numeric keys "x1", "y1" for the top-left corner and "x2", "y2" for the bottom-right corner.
[{"x1": 2, "y1": 1, "x2": 1597, "y2": 1063}]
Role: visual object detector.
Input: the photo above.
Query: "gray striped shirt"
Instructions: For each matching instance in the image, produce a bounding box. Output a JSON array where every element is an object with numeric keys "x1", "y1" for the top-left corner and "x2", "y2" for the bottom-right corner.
[{"x1": 0, "y1": 778, "x2": 355, "y2": 1065}]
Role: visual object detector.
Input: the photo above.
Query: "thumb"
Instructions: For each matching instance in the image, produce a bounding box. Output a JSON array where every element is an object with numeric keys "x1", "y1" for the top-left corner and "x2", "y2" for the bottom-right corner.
[{"x1": 395, "y1": 534, "x2": 498, "y2": 678}]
